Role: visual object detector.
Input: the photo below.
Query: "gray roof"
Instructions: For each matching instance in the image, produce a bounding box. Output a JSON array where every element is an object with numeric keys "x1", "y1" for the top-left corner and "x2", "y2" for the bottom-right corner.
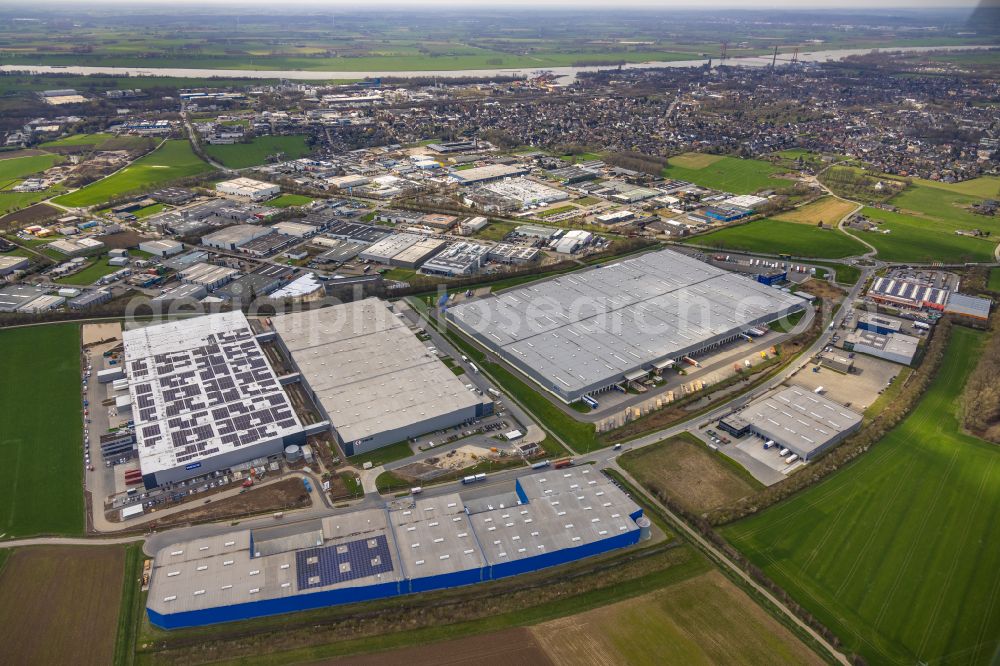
[
  {"x1": 723, "y1": 386, "x2": 862, "y2": 456},
  {"x1": 447, "y1": 248, "x2": 806, "y2": 402},
  {"x1": 0, "y1": 284, "x2": 48, "y2": 312},
  {"x1": 945, "y1": 292, "x2": 991, "y2": 319},
  {"x1": 271, "y1": 299, "x2": 489, "y2": 445},
  {"x1": 147, "y1": 467, "x2": 641, "y2": 618}
]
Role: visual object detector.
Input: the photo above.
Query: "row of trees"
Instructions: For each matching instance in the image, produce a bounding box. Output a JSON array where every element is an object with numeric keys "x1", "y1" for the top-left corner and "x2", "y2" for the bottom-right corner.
[
  {"x1": 707, "y1": 317, "x2": 954, "y2": 526},
  {"x1": 961, "y1": 314, "x2": 1000, "y2": 443}
]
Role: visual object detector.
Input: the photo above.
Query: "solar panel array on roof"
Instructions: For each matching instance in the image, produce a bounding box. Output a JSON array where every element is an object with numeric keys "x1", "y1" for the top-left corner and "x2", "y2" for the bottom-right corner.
[
  {"x1": 123, "y1": 312, "x2": 304, "y2": 478},
  {"x1": 868, "y1": 276, "x2": 948, "y2": 308},
  {"x1": 295, "y1": 536, "x2": 394, "y2": 589}
]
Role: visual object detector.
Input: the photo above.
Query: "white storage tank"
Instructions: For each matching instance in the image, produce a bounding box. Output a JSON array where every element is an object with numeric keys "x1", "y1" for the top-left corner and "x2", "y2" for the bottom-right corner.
[
  {"x1": 284, "y1": 444, "x2": 302, "y2": 463},
  {"x1": 636, "y1": 515, "x2": 652, "y2": 541}
]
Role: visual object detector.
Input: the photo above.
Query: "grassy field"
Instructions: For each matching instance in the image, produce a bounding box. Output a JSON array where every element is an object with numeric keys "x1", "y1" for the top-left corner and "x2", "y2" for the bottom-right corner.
[
  {"x1": 990, "y1": 268, "x2": 1000, "y2": 292},
  {"x1": 858, "y1": 206, "x2": 996, "y2": 263},
  {"x1": 0, "y1": 325, "x2": 85, "y2": 537},
  {"x1": 775, "y1": 196, "x2": 857, "y2": 226},
  {"x1": 204, "y1": 135, "x2": 311, "y2": 169},
  {"x1": 839, "y1": 177, "x2": 1000, "y2": 263},
  {"x1": 531, "y1": 570, "x2": 823, "y2": 665},
  {"x1": 687, "y1": 219, "x2": 868, "y2": 258},
  {"x1": 53, "y1": 140, "x2": 213, "y2": 208},
  {"x1": 348, "y1": 440, "x2": 414, "y2": 467},
  {"x1": 40, "y1": 133, "x2": 115, "y2": 148},
  {"x1": 54, "y1": 256, "x2": 122, "y2": 285},
  {"x1": 264, "y1": 193, "x2": 314, "y2": 208},
  {"x1": 723, "y1": 327, "x2": 1000, "y2": 665},
  {"x1": 132, "y1": 202, "x2": 167, "y2": 218},
  {"x1": 663, "y1": 154, "x2": 794, "y2": 194},
  {"x1": 114, "y1": 543, "x2": 146, "y2": 666},
  {"x1": 471, "y1": 221, "x2": 517, "y2": 242},
  {"x1": 0, "y1": 546, "x2": 125, "y2": 665},
  {"x1": 620, "y1": 435, "x2": 763, "y2": 515},
  {"x1": 0, "y1": 154, "x2": 62, "y2": 186}
]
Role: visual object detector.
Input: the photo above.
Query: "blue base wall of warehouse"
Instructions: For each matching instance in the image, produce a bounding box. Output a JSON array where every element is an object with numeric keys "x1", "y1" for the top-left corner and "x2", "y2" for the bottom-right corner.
[{"x1": 147, "y1": 527, "x2": 640, "y2": 629}]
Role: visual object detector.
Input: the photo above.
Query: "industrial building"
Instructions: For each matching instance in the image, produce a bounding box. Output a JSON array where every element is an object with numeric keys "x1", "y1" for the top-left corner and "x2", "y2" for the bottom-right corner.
[
  {"x1": 0, "y1": 255, "x2": 30, "y2": 275},
  {"x1": 867, "y1": 276, "x2": 948, "y2": 311},
  {"x1": 68, "y1": 289, "x2": 113, "y2": 310},
  {"x1": 487, "y1": 243, "x2": 540, "y2": 265},
  {"x1": 719, "y1": 387, "x2": 862, "y2": 461},
  {"x1": 420, "y1": 242, "x2": 490, "y2": 277},
  {"x1": 944, "y1": 293, "x2": 991, "y2": 321},
  {"x1": 17, "y1": 294, "x2": 64, "y2": 312},
  {"x1": 47, "y1": 237, "x2": 105, "y2": 257},
  {"x1": 324, "y1": 221, "x2": 393, "y2": 244},
  {"x1": 0, "y1": 284, "x2": 49, "y2": 312},
  {"x1": 844, "y1": 329, "x2": 919, "y2": 366},
  {"x1": 389, "y1": 238, "x2": 447, "y2": 268},
  {"x1": 139, "y1": 239, "x2": 185, "y2": 258},
  {"x1": 857, "y1": 313, "x2": 903, "y2": 335},
  {"x1": 449, "y1": 164, "x2": 529, "y2": 186},
  {"x1": 178, "y1": 263, "x2": 240, "y2": 290},
  {"x1": 123, "y1": 312, "x2": 306, "y2": 488},
  {"x1": 358, "y1": 233, "x2": 446, "y2": 268},
  {"x1": 271, "y1": 299, "x2": 493, "y2": 456},
  {"x1": 146, "y1": 467, "x2": 644, "y2": 629},
  {"x1": 202, "y1": 225, "x2": 271, "y2": 251},
  {"x1": 446, "y1": 248, "x2": 806, "y2": 404},
  {"x1": 478, "y1": 177, "x2": 569, "y2": 209},
  {"x1": 216, "y1": 178, "x2": 280, "y2": 202}
]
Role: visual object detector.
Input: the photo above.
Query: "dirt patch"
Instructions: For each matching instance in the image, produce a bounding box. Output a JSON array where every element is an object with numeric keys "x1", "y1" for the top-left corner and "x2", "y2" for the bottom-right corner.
[
  {"x1": 316, "y1": 628, "x2": 553, "y2": 666},
  {"x1": 0, "y1": 203, "x2": 61, "y2": 230},
  {"x1": 0, "y1": 545, "x2": 124, "y2": 666},
  {"x1": 100, "y1": 230, "x2": 151, "y2": 250},
  {"x1": 143, "y1": 477, "x2": 311, "y2": 529},
  {"x1": 82, "y1": 322, "x2": 123, "y2": 346},
  {"x1": 620, "y1": 436, "x2": 760, "y2": 514},
  {"x1": 0, "y1": 149, "x2": 47, "y2": 160},
  {"x1": 531, "y1": 570, "x2": 823, "y2": 666}
]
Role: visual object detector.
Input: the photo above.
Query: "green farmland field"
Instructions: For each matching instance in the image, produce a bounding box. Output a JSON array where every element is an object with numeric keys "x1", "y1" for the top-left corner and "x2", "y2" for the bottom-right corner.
[
  {"x1": 843, "y1": 176, "x2": 1000, "y2": 263},
  {"x1": 686, "y1": 219, "x2": 868, "y2": 258},
  {"x1": 989, "y1": 268, "x2": 1000, "y2": 292},
  {"x1": 263, "y1": 193, "x2": 314, "y2": 208},
  {"x1": 855, "y1": 206, "x2": 995, "y2": 263},
  {"x1": 723, "y1": 327, "x2": 1000, "y2": 666},
  {"x1": 203, "y1": 135, "x2": 312, "y2": 169},
  {"x1": 662, "y1": 154, "x2": 794, "y2": 194},
  {"x1": 53, "y1": 140, "x2": 213, "y2": 208},
  {"x1": 0, "y1": 154, "x2": 62, "y2": 186},
  {"x1": 0, "y1": 325, "x2": 85, "y2": 537}
]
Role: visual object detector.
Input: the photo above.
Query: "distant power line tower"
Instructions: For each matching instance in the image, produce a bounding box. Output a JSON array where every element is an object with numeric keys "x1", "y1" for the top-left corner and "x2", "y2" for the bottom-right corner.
[
  {"x1": 720, "y1": 41, "x2": 728, "y2": 64},
  {"x1": 792, "y1": 46, "x2": 800, "y2": 64}
]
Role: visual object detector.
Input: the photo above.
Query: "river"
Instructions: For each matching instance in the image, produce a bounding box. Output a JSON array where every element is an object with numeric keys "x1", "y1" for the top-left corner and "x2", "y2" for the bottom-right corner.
[{"x1": 0, "y1": 44, "x2": 994, "y2": 84}]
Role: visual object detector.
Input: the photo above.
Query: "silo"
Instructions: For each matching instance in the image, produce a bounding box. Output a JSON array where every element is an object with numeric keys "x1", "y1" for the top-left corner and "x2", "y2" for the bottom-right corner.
[
  {"x1": 284, "y1": 444, "x2": 302, "y2": 463},
  {"x1": 636, "y1": 515, "x2": 652, "y2": 541}
]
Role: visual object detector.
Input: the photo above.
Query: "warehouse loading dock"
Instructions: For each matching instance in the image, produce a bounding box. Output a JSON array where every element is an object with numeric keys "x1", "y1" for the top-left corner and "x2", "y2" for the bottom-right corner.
[
  {"x1": 447, "y1": 248, "x2": 806, "y2": 404},
  {"x1": 720, "y1": 386, "x2": 862, "y2": 462}
]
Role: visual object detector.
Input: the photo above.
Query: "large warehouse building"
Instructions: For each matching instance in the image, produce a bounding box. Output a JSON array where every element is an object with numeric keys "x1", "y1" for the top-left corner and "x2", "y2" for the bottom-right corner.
[
  {"x1": 271, "y1": 299, "x2": 493, "y2": 456},
  {"x1": 124, "y1": 312, "x2": 307, "y2": 488},
  {"x1": 446, "y1": 248, "x2": 807, "y2": 404},
  {"x1": 146, "y1": 467, "x2": 645, "y2": 628},
  {"x1": 719, "y1": 387, "x2": 862, "y2": 461}
]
